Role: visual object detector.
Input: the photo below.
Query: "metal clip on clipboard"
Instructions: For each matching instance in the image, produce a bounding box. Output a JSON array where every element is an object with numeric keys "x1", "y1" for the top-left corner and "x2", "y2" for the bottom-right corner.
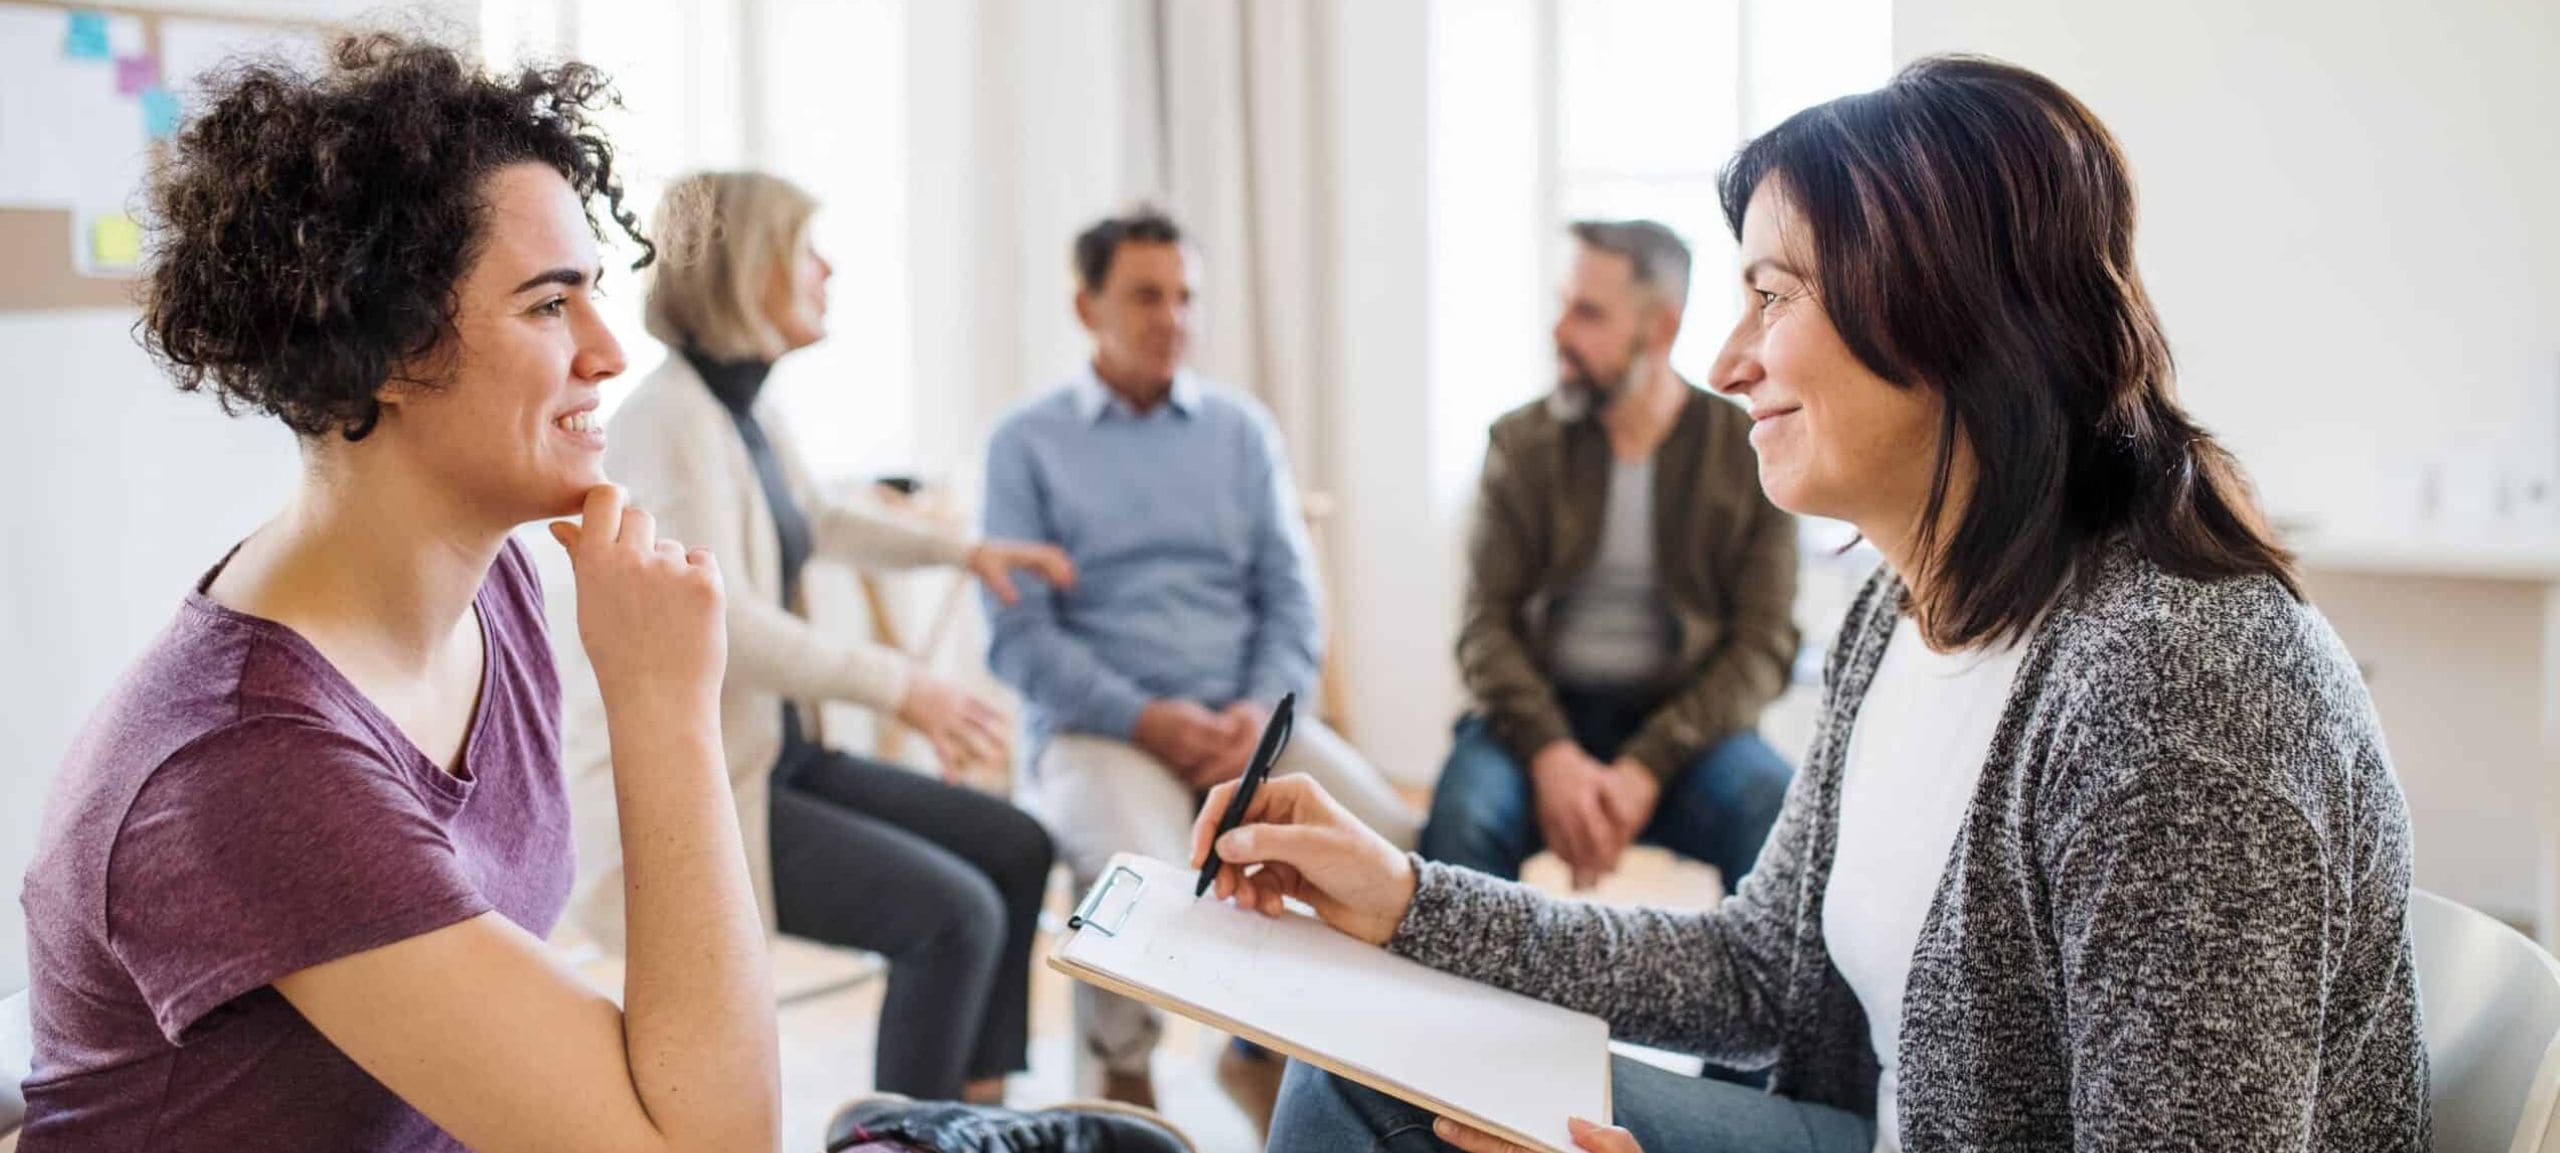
[{"x1": 1067, "y1": 864, "x2": 1144, "y2": 936}]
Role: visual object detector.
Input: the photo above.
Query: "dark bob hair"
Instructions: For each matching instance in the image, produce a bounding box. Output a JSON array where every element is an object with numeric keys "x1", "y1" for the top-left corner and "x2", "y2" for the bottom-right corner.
[
  {"x1": 142, "y1": 32, "x2": 649, "y2": 441},
  {"x1": 1720, "y1": 54, "x2": 2296, "y2": 649}
]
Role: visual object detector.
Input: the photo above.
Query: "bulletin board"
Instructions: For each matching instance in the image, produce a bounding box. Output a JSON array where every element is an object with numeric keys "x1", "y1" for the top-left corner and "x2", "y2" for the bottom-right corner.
[{"x1": 0, "y1": 1, "x2": 330, "y2": 311}]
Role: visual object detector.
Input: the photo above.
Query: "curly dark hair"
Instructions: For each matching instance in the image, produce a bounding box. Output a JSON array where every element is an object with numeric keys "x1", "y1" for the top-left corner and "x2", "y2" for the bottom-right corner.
[{"x1": 141, "y1": 32, "x2": 651, "y2": 441}]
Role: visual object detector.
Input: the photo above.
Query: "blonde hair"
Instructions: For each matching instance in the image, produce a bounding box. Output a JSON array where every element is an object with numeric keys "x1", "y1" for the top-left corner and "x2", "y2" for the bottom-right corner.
[{"x1": 643, "y1": 171, "x2": 818, "y2": 361}]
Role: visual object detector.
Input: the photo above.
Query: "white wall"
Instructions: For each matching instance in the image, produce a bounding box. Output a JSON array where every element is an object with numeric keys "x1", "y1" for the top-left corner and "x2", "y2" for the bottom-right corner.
[
  {"x1": 1894, "y1": 0, "x2": 2560, "y2": 538},
  {"x1": 2299, "y1": 570, "x2": 2550, "y2": 918},
  {"x1": 0, "y1": 315, "x2": 302, "y2": 991},
  {"x1": 1426, "y1": 0, "x2": 1547, "y2": 512},
  {"x1": 1325, "y1": 0, "x2": 1462, "y2": 783},
  {"x1": 1892, "y1": 0, "x2": 2560, "y2": 922},
  {"x1": 0, "y1": 0, "x2": 472, "y2": 992}
]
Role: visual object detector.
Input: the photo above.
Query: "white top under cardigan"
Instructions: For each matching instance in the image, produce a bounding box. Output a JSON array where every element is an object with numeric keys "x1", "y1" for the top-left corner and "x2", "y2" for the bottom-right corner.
[
  {"x1": 1823, "y1": 614, "x2": 2029, "y2": 1152},
  {"x1": 552, "y1": 354, "x2": 977, "y2": 950}
]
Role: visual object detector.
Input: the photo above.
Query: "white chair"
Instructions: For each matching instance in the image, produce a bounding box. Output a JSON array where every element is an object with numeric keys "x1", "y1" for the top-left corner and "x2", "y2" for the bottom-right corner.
[
  {"x1": 2413, "y1": 888, "x2": 2560, "y2": 1153},
  {"x1": 2, "y1": 986, "x2": 31, "y2": 1152}
]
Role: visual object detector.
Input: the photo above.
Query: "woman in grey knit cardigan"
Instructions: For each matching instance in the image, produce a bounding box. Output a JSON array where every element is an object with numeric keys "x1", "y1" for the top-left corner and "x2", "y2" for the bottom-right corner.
[{"x1": 1194, "y1": 56, "x2": 2427, "y2": 1153}]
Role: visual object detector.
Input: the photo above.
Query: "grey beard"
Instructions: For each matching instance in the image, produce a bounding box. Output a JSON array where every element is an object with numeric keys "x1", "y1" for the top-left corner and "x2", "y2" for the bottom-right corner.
[
  {"x1": 1555, "y1": 366, "x2": 1631, "y2": 418},
  {"x1": 1549, "y1": 378, "x2": 1617, "y2": 422}
]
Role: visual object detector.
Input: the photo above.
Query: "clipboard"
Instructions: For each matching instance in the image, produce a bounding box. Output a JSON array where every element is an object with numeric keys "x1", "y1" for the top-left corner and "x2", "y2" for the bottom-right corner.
[{"x1": 1050, "y1": 853, "x2": 1613, "y2": 1153}]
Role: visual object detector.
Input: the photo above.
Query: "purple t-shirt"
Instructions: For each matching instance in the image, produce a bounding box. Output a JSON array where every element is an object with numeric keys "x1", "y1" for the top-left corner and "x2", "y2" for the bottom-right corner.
[{"x1": 17, "y1": 539, "x2": 573, "y2": 1152}]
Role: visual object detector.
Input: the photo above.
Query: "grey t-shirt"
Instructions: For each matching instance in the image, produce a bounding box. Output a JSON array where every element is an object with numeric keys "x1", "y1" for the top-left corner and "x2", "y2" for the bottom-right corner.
[
  {"x1": 18, "y1": 539, "x2": 573, "y2": 1152},
  {"x1": 1546, "y1": 456, "x2": 1679, "y2": 689}
]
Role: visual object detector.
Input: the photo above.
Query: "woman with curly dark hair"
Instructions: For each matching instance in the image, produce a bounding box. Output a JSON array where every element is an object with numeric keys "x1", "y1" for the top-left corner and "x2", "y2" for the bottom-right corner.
[{"x1": 12, "y1": 33, "x2": 779, "y2": 1153}]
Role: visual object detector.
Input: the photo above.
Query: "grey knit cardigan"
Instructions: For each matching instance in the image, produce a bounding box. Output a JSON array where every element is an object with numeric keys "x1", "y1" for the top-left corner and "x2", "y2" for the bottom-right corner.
[{"x1": 1389, "y1": 541, "x2": 2428, "y2": 1150}]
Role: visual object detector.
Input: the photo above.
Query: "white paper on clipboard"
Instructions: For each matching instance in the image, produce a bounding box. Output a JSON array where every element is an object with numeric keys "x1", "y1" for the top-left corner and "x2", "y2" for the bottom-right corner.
[{"x1": 1051, "y1": 853, "x2": 1612, "y2": 1153}]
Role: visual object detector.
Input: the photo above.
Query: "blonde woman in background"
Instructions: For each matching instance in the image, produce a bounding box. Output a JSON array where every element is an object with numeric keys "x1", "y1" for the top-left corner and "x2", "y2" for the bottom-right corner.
[{"x1": 559, "y1": 171, "x2": 1070, "y2": 1105}]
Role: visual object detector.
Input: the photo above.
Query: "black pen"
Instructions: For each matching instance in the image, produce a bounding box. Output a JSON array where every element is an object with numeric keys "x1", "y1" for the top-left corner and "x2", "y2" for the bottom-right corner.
[{"x1": 1196, "y1": 691, "x2": 1296, "y2": 898}]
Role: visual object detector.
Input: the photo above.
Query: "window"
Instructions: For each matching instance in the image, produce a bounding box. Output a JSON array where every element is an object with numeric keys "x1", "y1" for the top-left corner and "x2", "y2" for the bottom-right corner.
[
  {"x1": 478, "y1": 0, "x2": 913, "y2": 481},
  {"x1": 1554, "y1": 0, "x2": 1890, "y2": 384},
  {"x1": 1554, "y1": 0, "x2": 1744, "y2": 385},
  {"x1": 480, "y1": 0, "x2": 749, "y2": 415},
  {"x1": 1429, "y1": 0, "x2": 1891, "y2": 509}
]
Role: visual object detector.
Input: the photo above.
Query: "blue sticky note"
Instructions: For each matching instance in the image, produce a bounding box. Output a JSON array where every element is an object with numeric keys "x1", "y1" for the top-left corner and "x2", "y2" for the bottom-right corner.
[
  {"x1": 142, "y1": 87, "x2": 181, "y2": 140},
  {"x1": 64, "y1": 11, "x2": 111, "y2": 60}
]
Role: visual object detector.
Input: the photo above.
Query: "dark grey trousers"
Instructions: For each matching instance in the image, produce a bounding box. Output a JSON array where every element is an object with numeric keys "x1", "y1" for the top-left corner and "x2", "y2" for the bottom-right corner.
[{"x1": 769, "y1": 740, "x2": 1054, "y2": 1099}]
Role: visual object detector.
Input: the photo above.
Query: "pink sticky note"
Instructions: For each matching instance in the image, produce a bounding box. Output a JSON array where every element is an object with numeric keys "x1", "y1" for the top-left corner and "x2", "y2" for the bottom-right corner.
[{"x1": 116, "y1": 54, "x2": 158, "y2": 96}]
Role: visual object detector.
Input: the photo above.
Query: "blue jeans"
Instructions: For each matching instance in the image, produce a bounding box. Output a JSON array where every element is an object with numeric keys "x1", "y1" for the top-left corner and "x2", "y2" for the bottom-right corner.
[
  {"x1": 1268, "y1": 1057, "x2": 1873, "y2": 1153},
  {"x1": 1419, "y1": 697, "x2": 1793, "y2": 887}
]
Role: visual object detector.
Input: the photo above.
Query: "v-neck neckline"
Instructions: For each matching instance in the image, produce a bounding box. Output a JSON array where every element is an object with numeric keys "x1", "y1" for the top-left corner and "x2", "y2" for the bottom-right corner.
[{"x1": 187, "y1": 549, "x2": 497, "y2": 803}]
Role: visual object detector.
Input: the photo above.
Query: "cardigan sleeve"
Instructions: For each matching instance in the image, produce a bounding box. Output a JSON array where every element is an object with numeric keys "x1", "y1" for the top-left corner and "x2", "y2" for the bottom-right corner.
[
  {"x1": 2046, "y1": 770, "x2": 2333, "y2": 1152},
  {"x1": 1383, "y1": 758, "x2": 1825, "y2": 1068}
]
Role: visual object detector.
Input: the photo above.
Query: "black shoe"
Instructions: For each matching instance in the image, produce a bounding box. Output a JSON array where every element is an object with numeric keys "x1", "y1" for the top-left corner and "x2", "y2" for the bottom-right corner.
[{"x1": 824, "y1": 1092, "x2": 1194, "y2": 1153}]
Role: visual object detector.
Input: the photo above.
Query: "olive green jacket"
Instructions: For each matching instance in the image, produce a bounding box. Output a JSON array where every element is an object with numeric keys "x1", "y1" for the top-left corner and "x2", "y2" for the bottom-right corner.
[{"x1": 1459, "y1": 386, "x2": 1799, "y2": 780}]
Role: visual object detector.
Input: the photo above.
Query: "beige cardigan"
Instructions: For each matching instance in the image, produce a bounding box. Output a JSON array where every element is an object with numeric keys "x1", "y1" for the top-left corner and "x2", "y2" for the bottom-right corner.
[{"x1": 557, "y1": 355, "x2": 975, "y2": 950}]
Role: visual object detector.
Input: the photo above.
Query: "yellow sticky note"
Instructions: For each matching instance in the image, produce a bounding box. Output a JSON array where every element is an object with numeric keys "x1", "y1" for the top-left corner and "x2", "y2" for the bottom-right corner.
[{"x1": 90, "y1": 213, "x2": 142, "y2": 271}]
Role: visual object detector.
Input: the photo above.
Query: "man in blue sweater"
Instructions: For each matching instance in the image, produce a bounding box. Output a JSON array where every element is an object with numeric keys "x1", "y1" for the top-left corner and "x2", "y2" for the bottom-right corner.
[{"x1": 982, "y1": 209, "x2": 1417, "y2": 1116}]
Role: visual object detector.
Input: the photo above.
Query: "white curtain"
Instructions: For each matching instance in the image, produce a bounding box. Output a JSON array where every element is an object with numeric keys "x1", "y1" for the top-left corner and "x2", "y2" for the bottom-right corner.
[
  {"x1": 1122, "y1": 0, "x2": 1336, "y2": 486},
  {"x1": 901, "y1": 0, "x2": 1342, "y2": 488}
]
